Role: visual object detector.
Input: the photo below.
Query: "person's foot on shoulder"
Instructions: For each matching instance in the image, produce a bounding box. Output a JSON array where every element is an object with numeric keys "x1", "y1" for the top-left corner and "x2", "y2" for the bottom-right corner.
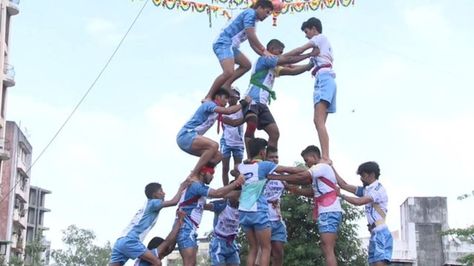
[{"x1": 320, "y1": 158, "x2": 333, "y2": 165}]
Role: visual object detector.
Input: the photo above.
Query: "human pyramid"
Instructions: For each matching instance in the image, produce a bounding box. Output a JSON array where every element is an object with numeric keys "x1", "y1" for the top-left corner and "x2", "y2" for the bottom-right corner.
[{"x1": 109, "y1": 1, "x2": 393, "y2": 265}]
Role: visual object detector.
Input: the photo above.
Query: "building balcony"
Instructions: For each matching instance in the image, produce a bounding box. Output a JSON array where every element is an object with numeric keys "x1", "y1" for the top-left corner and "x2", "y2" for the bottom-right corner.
[
  {"x1": 17, "y1": 159, "x2": 28, "y2": 176},
  {"x1": 3, "y1": 63, "x2": 16, "y2": 87},
  {"x1": 0, "y1": 138, "x2": 10, "y2": 160},
  {"x1": 7, "y1": 0, "x2": 20, "y2": 16}
]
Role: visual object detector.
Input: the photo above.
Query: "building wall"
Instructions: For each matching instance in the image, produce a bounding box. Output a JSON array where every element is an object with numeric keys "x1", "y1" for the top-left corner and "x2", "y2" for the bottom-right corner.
[{"x1": 0, "y1": 121, "x2": 32, "y2": 262}]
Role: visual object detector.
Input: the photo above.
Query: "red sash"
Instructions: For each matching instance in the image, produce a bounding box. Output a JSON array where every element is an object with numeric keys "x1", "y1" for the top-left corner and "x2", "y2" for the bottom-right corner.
[{"x1": 313, "y1": 177, "x2": 338, "y2": 220}]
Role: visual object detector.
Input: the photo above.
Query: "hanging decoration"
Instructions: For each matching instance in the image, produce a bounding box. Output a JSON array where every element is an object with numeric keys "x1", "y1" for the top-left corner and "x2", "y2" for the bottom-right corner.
[{"x1": 148, "y1": 0, "x2": 355, "y2": 27}]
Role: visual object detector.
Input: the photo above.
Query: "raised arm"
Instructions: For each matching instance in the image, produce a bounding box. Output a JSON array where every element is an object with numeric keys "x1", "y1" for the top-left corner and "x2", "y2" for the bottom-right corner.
[
  {"x1": 162, "y1": 179, "x2": 190, "y2": 208},
  {"x1": 158, "y1": 211, "x2": 186, "y2": 259},
  {"x1": 208, "y1": 175, "x2": 244, "y2": 198},
  {"x1": 332, "y1": 167, "x2": 358, "y2": 195},
  {"x1": 268, "y1": 170, "x2": 312, "y2": 185},
  {"x1": 278, "y1": 63, "x2": 314, "y2": 76}
]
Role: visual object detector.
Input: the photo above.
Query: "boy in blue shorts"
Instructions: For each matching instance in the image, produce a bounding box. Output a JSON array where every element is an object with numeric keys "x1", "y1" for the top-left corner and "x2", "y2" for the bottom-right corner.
[
  {"x1": 244, "y1": 39, "x2": 317, "y2": 155},
  {"x1": 204, "y1": 0, "x2": 274, "y2": 102},
  {"x1": 204, "y1": 186, "x2": 241, "y2": 266},
  {"x1": 238, "y1": 138, "x2": 303, "y2": 266},
  {"x1": 176, "y1": 167, "x2": 245, "y2": 266},
  {"x1": 134, "y1": 211, "x2": 186, "y2": 266},
  {"x1": 334, "y1": 162, "x2": 393, "y2": 266},
  {"x1": 267, "y1": 145, "x2": 342, "y2": 266},
  {"x1": 109, "y1": 180, "x2": 189, "y2": 266},
  {"x1": 177, "y1": 88, "x2": 250, "y2": 180},
  {"x1": 293, "y1": 17, "x2": 337, "y2": 164},
  {"x1": 220, "y1": 87, "x2": 245, "y2": 185}
]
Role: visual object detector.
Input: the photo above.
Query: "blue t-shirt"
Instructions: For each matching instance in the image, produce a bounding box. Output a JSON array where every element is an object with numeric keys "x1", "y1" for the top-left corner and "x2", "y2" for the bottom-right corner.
[
  {"x1": 120, "y1": 199, "x2": 163, "y2": 241},
  {"x1": 214, "y1": 9, "x2": 257, "y2": 47},
  {"x1": 178, "y1": 182, "x2": 210, "y2": 227},
  {"x1": 238, "y1": 161, "x2": 277, "y2": 212},
  {"x1": 246, "y1": 56, "x2": 279, "y2": 105},
  {"x1": 180, "y1": 101, "x2": 218, "y2": 135}
]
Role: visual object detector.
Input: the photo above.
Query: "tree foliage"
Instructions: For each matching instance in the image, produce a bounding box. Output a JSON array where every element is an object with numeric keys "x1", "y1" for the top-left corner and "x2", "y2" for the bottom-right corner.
[
  {"x1": 238, "y1": 190, "x2": 367, "y2": 265},
  {"x1": 51, "y1": 225, "x2": 111, "y2": 266},
  {"x1": 443, "y1": 192, "x2": 474, "y2": 265}
]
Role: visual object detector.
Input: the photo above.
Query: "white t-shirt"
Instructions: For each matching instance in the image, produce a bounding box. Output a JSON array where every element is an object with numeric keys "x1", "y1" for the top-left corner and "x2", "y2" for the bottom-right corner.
[
  {"x1": 309, "y1": 163, "x2": 342, "y2": 214},
  {"x1": 309, "y1": 34, "x2": 335, "y2": 77},
  {"x1": 356, "y1": 181, "x2": 388, "y2": 225},
  {"x1": 263, "y1": 180, "x2": 285, "y2": 221},
  {"x1": 221, "y1": 111, "x2": 244, "y2": 147}
]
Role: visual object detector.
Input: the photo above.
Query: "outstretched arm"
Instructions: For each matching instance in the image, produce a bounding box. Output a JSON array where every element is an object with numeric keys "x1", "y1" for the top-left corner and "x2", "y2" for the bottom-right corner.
[
  {"x1": 287, "y1": 184, "x2": 314, "y2": 197},
  {"x1": 268, "y1": 170, "x2": 312, "y2": 185},
  {"x1": 158, "y1": 211, "x2": 186, "y2": 259},
  {"x1": 162, "y1": 179, "x2": 190, "y2": 208},
  {"x1": 340, "y1": 194, "x2": 373, "y2": 206},
  {"x1": 215, "y1": 97, "x2": 251, "y2": 115},
  {"x1": 283, "y1": 42, "x2": 315, "y2": 56},
  {"x1": 208, "y1": 175, "x2": 244, "y2": 198},
  {"x1": 278, "y1": 63, "x2": 314, "y2": 76},
  {"x1": 222, "y1": 114, "x2": 245, "y2": 127}
]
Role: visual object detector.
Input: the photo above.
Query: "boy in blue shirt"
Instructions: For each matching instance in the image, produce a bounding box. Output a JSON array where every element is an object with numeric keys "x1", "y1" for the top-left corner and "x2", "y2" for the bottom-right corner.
[
  {"x1": 238, "y1": 138, "x2": 303, "y2": 266},
  {"x1": 177, "y1": 88, "x2": 250, "y2": 180},
  {"x1": 335, "y1": 162, "x2": 393, "y2": 266},
  {"x1": 109, "y1": 180, "x2": 189, "y2": 266},
  {"x1": 134, "y1": 211, "x2": 186, "y2": 266},
  {"x1": 243, "y1": 39, "x2": 317, "y2": 155},
  {"x1": 176, "y1": 167, "x2": 245, "y2": 266},
  {"x1": 204, "y1": 0, "x2": 274, "y2": 102}
]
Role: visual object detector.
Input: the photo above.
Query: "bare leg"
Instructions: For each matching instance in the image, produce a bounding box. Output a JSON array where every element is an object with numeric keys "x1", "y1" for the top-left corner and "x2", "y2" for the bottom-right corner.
[
  {"x1": 205, "y1": 58, "x2": 235, "y2": 101},
  {"x1": 222, "y1": 156, "x2": 231, "y2": 186},
  {"x1": 320, "y1": 232, "x2": 338, "y2": 266},
  {"x1": 189, "y1": 136, "x2": 222, "y2": 177},
  {"x1": 263, "y1": 123, "x2": 280, "y2": 151},
  {"x1": 138, "y1": 250, "x2": 162, "y2": 266},
  {"x1": 245, "y1": 229, "x2": 259, "y2": 266},
  {"x1": 222, "y1": 52, "x2": 252, "y2": 89},
  {"x1": 244, "y1": 114, "x2": 258, "y2": 159},
  {"x1": 179, "y1": 247, "x2": 197, "y2": 266},
  {"x1": 271, "y1": 241, "x2": 284, "y2": 266},
  {"x1": 313, "y1": 101, "x2": 331, "y2": 163},
  {"x1": 255, "y1": 228, "x2": 272, "y2": 266}
]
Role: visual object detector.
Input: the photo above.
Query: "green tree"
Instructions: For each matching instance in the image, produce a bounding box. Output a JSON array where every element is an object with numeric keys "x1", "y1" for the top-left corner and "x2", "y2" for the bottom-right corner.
[
  {"x1": 443, "y1": 191, "x2": 474, "y2": 265},
  {"x1": 51, "y1": 225, "x2": 111, "y2": 266},
  {"x1": 238, "y1": 190, "x2": 367, "y2": 265},
  {"x1": 25, "y1": 230, "x2": 47, "y2": 266}
]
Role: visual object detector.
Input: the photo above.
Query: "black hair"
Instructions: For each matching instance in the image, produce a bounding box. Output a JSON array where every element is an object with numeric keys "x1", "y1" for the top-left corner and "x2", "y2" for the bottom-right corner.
[
  {"x1": 266, "y1": 146, "x2": 278, "y2": 154},
  {"x1": 147, "y1": 236, "x2": 165, "y2": 249},
  {"x1": 145, "y1": 183, "x2": 162, "y2": 199},
  {"x1": 300, "y1": 145, "x2": 321, "y2": 158},
  {"x1": 252, "y1": 0, "x2": 274, "y2": 10},
  {"x1": 248, "y1": 138, "x2": 268, "y2": 158},
  {"x1": 357, "y1": 161, "x2": 381, "y2": 179},
  {"x1": 266, "y1": 39, "x2": 285, "y2": 51},
  {"x1": 213, "y1": 88, "x2": 230, "y2": 99},
  {"x1": 301, "y1": 17, "x2": 323, "y2": 33}
]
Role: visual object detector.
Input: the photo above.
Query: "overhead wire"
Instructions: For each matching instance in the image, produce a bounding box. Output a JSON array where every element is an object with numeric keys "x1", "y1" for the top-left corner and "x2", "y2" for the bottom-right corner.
[{"x1": 0, "y1": 0, "x2": 149, "y2": 204}]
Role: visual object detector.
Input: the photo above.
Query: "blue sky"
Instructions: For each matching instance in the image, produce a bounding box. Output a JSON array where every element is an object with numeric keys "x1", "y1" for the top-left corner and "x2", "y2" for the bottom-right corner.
[{"x1": 6, "y1": 0, "x2": 474, "y2": 259}]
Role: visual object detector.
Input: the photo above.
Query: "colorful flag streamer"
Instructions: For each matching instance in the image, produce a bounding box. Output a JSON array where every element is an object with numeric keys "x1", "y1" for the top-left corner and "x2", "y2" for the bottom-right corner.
[{"x1": 148, "y1": 0, "x2": 355, "y2": 26}]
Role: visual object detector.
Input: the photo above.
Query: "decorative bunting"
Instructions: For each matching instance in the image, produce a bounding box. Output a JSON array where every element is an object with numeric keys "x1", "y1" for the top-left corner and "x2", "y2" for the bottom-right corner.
[{"x1": 148, "y1": 0, "x2": 355, "y2": 27}]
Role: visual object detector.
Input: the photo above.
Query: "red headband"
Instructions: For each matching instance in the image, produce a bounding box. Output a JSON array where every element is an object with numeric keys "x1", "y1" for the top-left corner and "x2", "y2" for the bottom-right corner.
[{"x1": 200, "y1": 166, "x2": 215, "y2": 175}]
